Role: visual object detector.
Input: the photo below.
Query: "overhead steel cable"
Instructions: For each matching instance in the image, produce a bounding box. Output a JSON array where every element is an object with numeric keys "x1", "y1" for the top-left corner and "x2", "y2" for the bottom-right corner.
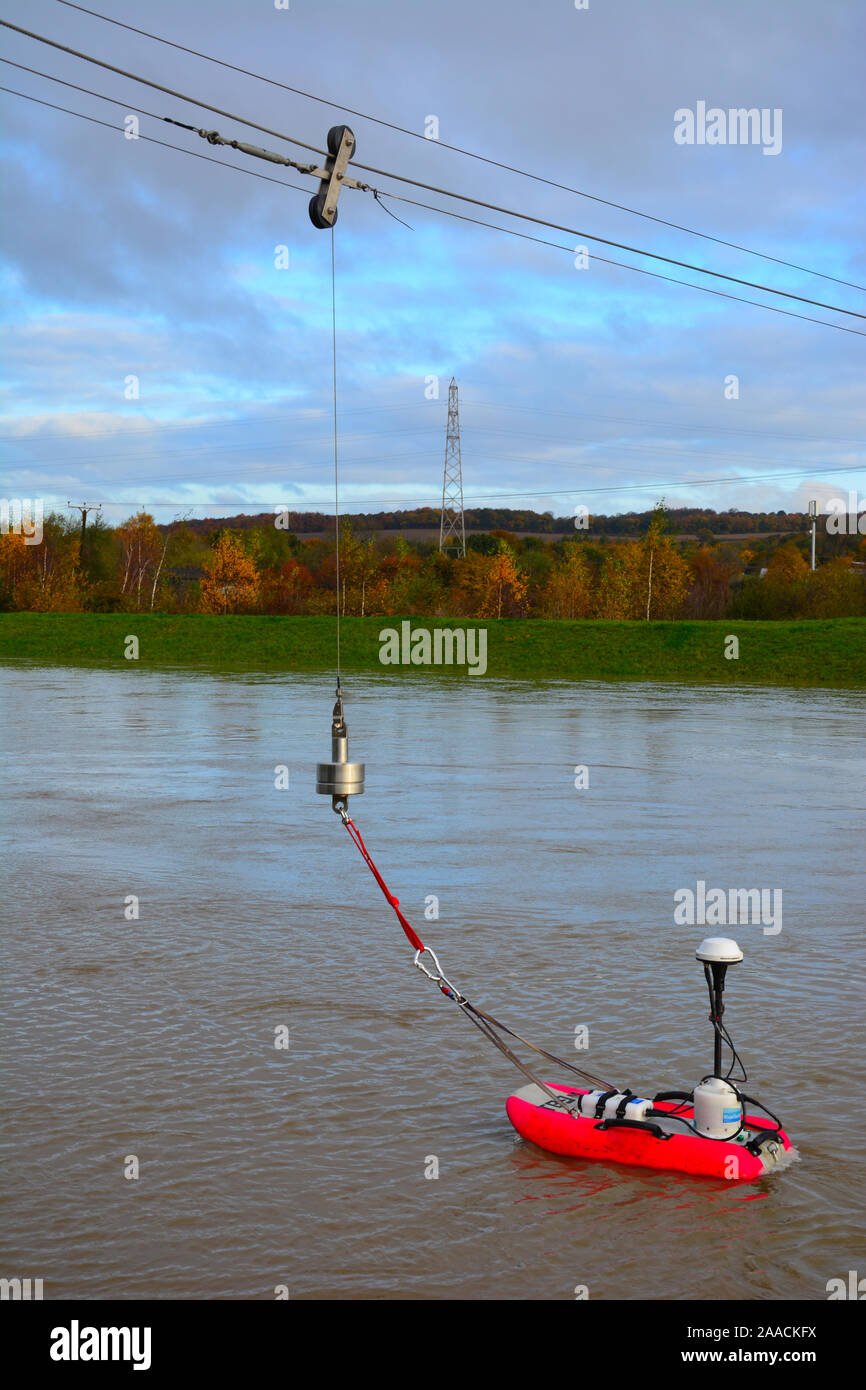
[
  {"x1": 2, "y1": 18, "x2": 864, "y2": 324},
  {"x1": 336, "y1": 175, "x2": 866, "y2": 322},
  {"x1": 7, "y1": 79, "x2": 861, "y2": 339},
  {"x1": 0, "y1": 83, "x2": 311, "y2": 194},
  {"x1": 370, "y1": 186, "x2": 866, "y2": 339},
  {"x1": 0, "y1": 54, "x2": 242, "y2": 139},
  {"x1": 9, "y1": 422, "x2": 858, "y2": 480},
  {"x1": 0, "y1": 18, "x2": 327, "y2": 158},
  {"x1": 12, "y1": 466, "x2": 866, "y2": 515},
  {"x1": 461, "y1": 399, "x2": 866, "y2": 447},
  {"x1": 9, "y1": 449, "x2": 863, "y2": 494},
  {"x1": 52, "y1": 0, "x2": 866, "y2": 294},
  {"x1": 1, "y1": 388, "x2": 861, "y2": 448}
]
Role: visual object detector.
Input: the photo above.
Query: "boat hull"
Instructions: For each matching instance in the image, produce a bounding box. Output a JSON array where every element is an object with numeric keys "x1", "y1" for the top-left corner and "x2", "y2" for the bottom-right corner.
[{"x1": 506, "y1": 1083, "x2": 792, "y2": 1180}]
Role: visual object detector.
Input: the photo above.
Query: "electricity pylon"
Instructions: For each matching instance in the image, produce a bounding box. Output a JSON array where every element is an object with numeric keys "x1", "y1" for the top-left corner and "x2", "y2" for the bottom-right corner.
[{"x1": 438, "y1": 377, "x2": 466, "y2": 557}]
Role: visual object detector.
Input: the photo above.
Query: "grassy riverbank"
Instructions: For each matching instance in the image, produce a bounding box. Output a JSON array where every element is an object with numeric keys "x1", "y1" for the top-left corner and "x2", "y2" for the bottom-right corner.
[{"x1": 1, "y1": 612, "x2": 864, "y2": 685}]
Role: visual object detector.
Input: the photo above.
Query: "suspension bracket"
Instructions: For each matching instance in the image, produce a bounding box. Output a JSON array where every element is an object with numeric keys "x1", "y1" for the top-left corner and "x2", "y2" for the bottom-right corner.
[
  {"x1": 316, "y1": 679, "x2": 365, "y2": 810},
  {"x1": 309, "y1": 125, "x2": 357, "y2": 228}
]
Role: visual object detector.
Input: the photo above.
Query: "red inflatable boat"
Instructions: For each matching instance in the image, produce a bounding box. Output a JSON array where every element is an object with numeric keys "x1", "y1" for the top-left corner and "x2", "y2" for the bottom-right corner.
[
  {"x1": 506, "y1": 1082, "x2": 793, "y2": 1180},
  {"x1": 318, "y1": 740, "x2": 796, "y2": 1184}
]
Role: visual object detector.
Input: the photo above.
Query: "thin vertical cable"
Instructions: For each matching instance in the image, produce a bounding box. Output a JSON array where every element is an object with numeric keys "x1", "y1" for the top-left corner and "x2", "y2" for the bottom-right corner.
[{"x1": 331, "y1": 224, "x2": 340, "y2": 680}]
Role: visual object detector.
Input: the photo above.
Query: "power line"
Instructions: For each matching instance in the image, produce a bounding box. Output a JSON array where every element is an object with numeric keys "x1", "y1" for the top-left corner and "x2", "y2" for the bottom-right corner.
[
  {"x1": 3, "y1": 49, "x2": 860, "y2": 518},
  {"x1": 2, "y1": 19, "x2": 864, "y2": 324},
  {"x1": 9, "y1": 428, "x2": 859, "y2": 486},
  {"x1": 371, "y1": 186, "x2": 866, "y2": 339},
  {"x1": 2, "y1": 387, "x2": 862, "y2": 449},
  {"x1": 0, "y1": 18, "x2": 325, "y2": 156},
  {"x1": 12, "y1": 404, "x2": 857, "y2": 471},
  {"x1": 0, "y1": 131, "x2": 858, "y2": 475},
  {"x1": 3, "y1": 83, "x2": 863, "y2": 343},
  {"x1": 51, "y1": 0, "x2": 866, "y2": 294},
  {"x1": 25, "y1": 463, "x2": 866, "y2": 515},
  {"x1": 0, "y1": 82, "x2": 312, "y2": 195},
  {"x1": 463, "y1": 399, "x2": 866, "y2": 447},
  {"x1": 1, "y1": 56, "x2": 188, "y2": 129},
  {"x1": 199, "y1": 123, "x2": 866, "y2": 324},
  {"x1": 0, "y1": 399, "x2": 439, "y2": 445},
  {"x1": 5, "y1": 394, "x2": 861, "y2": 481}
]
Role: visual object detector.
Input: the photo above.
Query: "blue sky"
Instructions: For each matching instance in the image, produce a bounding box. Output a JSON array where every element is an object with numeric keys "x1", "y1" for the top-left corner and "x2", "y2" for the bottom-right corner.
[{"x1": 1, "y1": 0, "x2": 864, "y2": 525}]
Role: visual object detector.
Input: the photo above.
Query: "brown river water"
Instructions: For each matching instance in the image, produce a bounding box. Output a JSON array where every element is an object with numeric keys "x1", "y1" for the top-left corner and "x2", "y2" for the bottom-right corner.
[{"x1": 1, "y1": 665, "x2": 864, "y2": 1300}]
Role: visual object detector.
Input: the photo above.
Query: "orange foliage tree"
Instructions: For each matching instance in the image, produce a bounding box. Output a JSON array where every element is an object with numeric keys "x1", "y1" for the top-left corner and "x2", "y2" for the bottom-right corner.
[
  {"x1": 199, "y1": 532, "x2": 260, "y2": 613},
  {"x1": 594, "y1": 547, "x2": 632, "y2": 618},
  {"x1": 544, "y1": 544, "x2": 592, "y2": 619},
  {"x1": 0, "y1": 532, "x2": 30, "y2": 605},
  {"x1": 479, "y1": 544, "x2": 527, "y2": 619},
  {"x1": 259, "y1": 556, "x2": 313, "y2": 614},
  {"x1": 685, "y1": 547, "x2": 734, "y2": 618},
  {"x1": 117, "y1": 511, "x2": 164, "y2": 607},
  {"x1": 805, "y1": 556, "x2": 865, "y2": 617},
  {"x1": 5, "y1": 516, "x2": 84, "y2": 611},
  {"x1": 766, "y1": 540, "x2": 810, "y2": 582}
]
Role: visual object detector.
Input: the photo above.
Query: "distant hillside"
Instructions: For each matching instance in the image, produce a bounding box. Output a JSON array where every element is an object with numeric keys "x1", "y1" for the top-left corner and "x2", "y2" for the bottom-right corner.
[{"x1": 166, "y1": 505, "x2": 810, "y2": 538}]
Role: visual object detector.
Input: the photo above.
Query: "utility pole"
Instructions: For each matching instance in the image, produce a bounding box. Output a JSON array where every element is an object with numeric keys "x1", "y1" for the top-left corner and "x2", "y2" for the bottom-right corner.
[
  {"x1": 67, "y1": 501, "x2": 102, "y2": 564},
  {"x1": 646, "y1": 497, "x2": 666, "y2": 620},
  {"x1": 439, "y1": 377, "x2": 466, "y2": 558},
  {"x1": 808, "y1": 499, "x2": 817, "y2": 570}
]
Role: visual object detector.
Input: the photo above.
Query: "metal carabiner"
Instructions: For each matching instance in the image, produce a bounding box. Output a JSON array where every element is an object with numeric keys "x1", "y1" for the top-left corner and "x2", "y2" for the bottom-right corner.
[
  {"x1": 413, "y1": 945, "x2": 445, "y2": 984},
  {"x1": 413, "y1": 946, "x2": 464, "y2": 1002}
]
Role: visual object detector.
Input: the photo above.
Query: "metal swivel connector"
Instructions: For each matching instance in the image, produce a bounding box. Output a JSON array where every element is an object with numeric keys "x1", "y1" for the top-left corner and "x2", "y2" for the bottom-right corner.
[{"x1": 316, "y1": 680, "x2": 365, "y2": 814}]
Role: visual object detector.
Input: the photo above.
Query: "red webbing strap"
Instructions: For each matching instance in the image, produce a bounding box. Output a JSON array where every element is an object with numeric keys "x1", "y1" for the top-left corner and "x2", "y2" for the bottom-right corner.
[{"x1": 342, "y1": 815, "x2": 425, "y2": 952}]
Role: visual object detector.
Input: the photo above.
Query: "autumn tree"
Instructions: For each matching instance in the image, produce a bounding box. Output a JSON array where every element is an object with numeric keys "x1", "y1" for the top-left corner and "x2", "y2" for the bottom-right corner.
[
  {"x1": 450, "y1": 550, "x2": 493, "y2": 617},
  {"x1": 0, "y1": 532, "x2": 29, "y2": 608},
  {"x1": 343, "y1": 534, "x2": 380, "y2": 616},
  {"x1": 411, "y1": 549, "x2": 454, "y2": 617},
  {"x1": 684, "y1": 546, "x2": 734, "y2": 618},
  {"x1": 766, "y1": 540, "x2": 810, "y2": 582},
  {"x1": 805, "y1": 556, "x2": 866, "y2": 618},
  {"x1": 377, "y1": 537, "x2": 421, "y2": 614},
  {"x1": 544, "y1": 544, "x2": 592, "y2": 619},
  {"x1": 199, "y1": 532, "x2": 260, "y2": 613},
  {"x1": 594, "y1": 548, "x2": 632, "y2": 618},
  {"x1": 117, "y1": 511, "x2": 164, "y2": 607},
  {"x1": 640, "y1": 500, "x2": 691, "y2": 620},
  {"x1": 639, "y1": 535, "x2": 691, "y2": 619},
  {"x1": 260, "y1": 556, "x2": 314, "y2": 614},
  {"x1": 9, "y1": 514, "x2": 84, "y2": 611},
  {"x1": 480, "y1": 543, "x2": 527, "y2": 619}
]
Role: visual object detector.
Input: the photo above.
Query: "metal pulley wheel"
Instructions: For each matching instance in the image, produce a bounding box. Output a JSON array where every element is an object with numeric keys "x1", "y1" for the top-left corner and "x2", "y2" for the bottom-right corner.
[
  {"x1": 327, "y1": 125, "x2": 355, "y2": 158},
  {"x1": 308, "y1": 127, "x2": 357, "y2": 229}
]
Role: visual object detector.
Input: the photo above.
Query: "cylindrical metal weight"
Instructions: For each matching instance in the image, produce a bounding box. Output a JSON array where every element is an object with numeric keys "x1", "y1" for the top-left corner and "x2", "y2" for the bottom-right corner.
[
  {"x1": 316, "y1": 759, "x2": 365, "y2": 796},
  {"x1": 317, "y1": 682, "x2": 364, "y2": 801}
]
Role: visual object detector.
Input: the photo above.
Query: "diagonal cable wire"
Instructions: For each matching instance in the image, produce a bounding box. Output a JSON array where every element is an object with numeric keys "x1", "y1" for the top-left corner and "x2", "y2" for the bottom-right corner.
[
  {"x1": 371, "y1": 186, "x2": 866, "y2": 339},
  {"x1": 2, "y1": 18, "x2": 864, "y2": 323},
  {"x1": 52, "y1": 0, "x2": 866, "y2": 293},
  {"x1": 0, "y1": 82, "x2": 311, "y2": 194},
  {"x1": 3, "y1": 76, "x2": 863, "y2": 341}
]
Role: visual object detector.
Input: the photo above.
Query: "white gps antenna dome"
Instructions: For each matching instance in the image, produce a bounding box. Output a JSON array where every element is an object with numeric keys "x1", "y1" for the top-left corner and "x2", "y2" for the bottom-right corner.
[
  {"x1": 696, "y1": 938, "x2": 743, "y2": 1079},
  {"x1": 696, "y1": 936, "x2": 744, "y2": 964}
]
